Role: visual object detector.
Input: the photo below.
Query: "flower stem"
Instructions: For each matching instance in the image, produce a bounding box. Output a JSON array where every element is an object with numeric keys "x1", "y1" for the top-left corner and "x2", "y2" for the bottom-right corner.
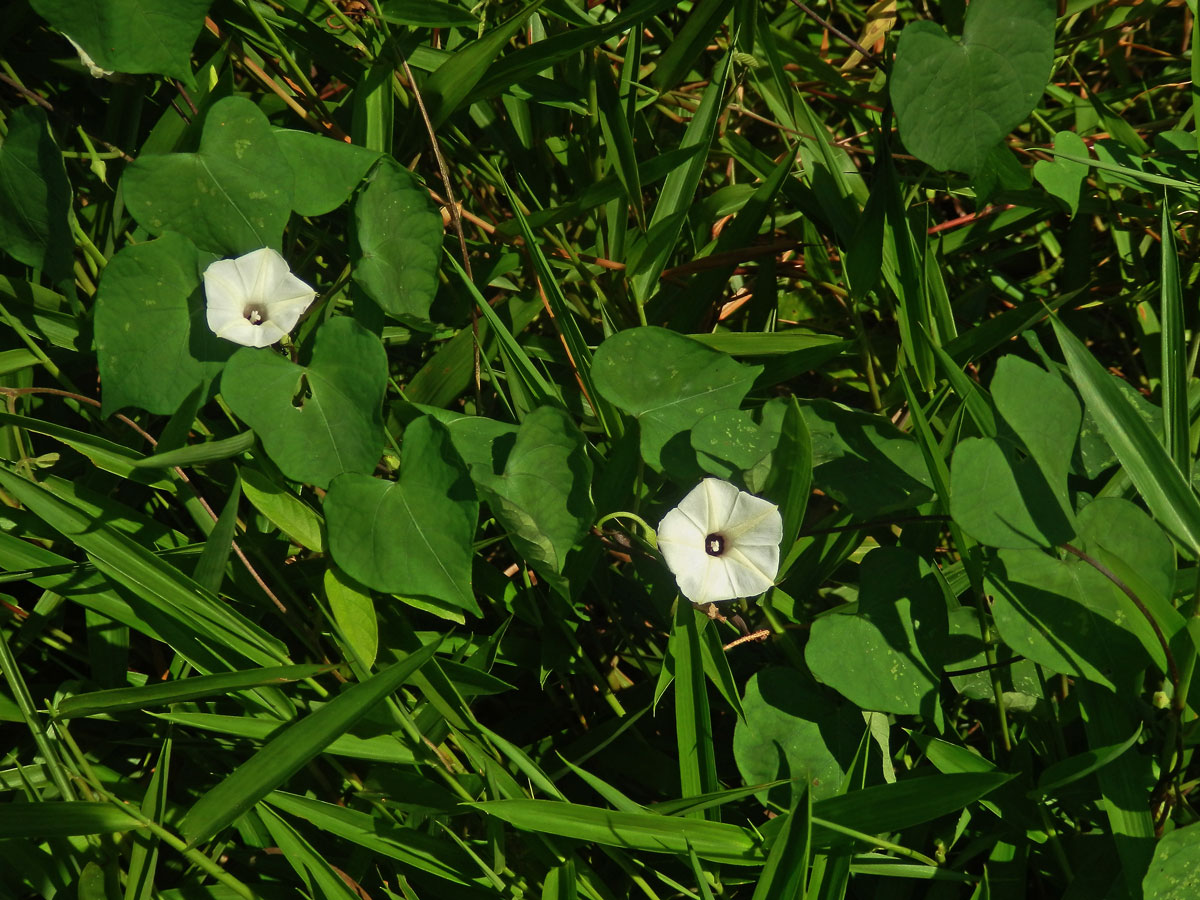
[{"x1": 595, "y1": 511, "x2": 657, "y2": 548}]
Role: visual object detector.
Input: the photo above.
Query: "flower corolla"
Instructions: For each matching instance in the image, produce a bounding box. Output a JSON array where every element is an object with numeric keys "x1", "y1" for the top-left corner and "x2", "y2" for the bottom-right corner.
[
  {"x1": 656, "y1": 478, "x2": 782, "y2": 605},
  {"x1": 203, "y1": 248, "x2": 316, "y2": 348}
]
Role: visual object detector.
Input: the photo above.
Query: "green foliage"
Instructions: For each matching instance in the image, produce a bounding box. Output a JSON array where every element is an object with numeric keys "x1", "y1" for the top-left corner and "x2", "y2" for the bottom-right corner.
[
  {"x1": 124, "y1": 96, "x2": 294, "y2": 255},
  {"x1": 594, "y1": 326, "x2": 761, "y2": 474},
  {"x1": 30, "y1": 0, "x2": 211, "y2": 82},
  {"x1": 222, "y1": 317, "x2": 387, "y2": 488},
  {"x1": 94, "y1": 232, "x2": 227, "y2": 416},
  {"x1": 6, "y1": 2, "x2": 1200, "y2": 898},
  {"x1": 324, "y1": 415, "x2": 479, "y2": 614},
  {"x1": 352, "y1": 158, "x2": 444, "y2": 324},
  {"x1": 892, "y1": 0, "x2": 1056, "y2": 173},
  {"x1": 470, "y1": 405, "x2": 593, "y2": 585},
  {"x1": 0, "y1": 107, "x2": 72, "y2": 281}
]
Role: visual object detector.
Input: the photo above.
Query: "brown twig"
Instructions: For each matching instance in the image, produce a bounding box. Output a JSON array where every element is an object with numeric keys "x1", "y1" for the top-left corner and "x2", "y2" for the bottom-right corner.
[
  {"x1": 787, "y1": 1, "x2": 885, "y2": 69},
  {"x1": 397, "y1": 55, "x2": 482, "y2": 403},
  {"x1": 723, "y1": 629, "x2": 771, "y2": 651}
]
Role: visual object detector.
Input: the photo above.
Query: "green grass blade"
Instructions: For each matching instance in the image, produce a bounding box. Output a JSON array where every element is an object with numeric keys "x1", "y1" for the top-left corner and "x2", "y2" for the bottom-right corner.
[
  {"x1": 475, "y1": 0, "x2": 679, "y2": 100},
  {"x1": 630, "y1": 50, "x2": 732, "y2": 302},
  {"x1": 499, "y1": 177, "x2": 618, "y2": 435},
  {"x1": 423, "y1": 0, "x2": 546, "y2": 128},
  {"x1": 1049, "y1": 148, "x2": 1199, "y2": 191},
  {"x1": 0, "y1": 411, "x2": 170, "y2": 489},
  {"x1": 765, "y1": 397, "x2": 813, "y2": 551},
  {"x1": 191, "y1": 476, "x2": 239, "y2": 593},
  {"x1": 132, "y1": 431, "x2": 256, "y2": 468},
  {"x1": 650, "y1": 0, "x2": 734, "y2": 92},
  {"x1": 751, "y1": 787, "x2": 811, "y2": 900},
  {"x1": 147, "y1": 712, "x2": 418, "y2": 764},
  {"x1": 404, "y1": 294, "x2": 542, "y2": 408},
  {"x1": 1052, "y1": 316, "x2": 1200, "y2": 555},
  {"x1": 0, "y1": 621, "x2": 76, "y2": 800},
  {"x1": 688, "y1": 331, "x2": 848, "y2": 356},
  {"x1": 257, "y1": 804, "x2": 361, "y2": 899},
  {"x1": 1159, "y1": 202, "x2": 1189, "y2": 475},
  {"x1": 883, "y1": 159, "x2": 935, "y2": 388},
  {"x1": 124, "y1": 738, "x2": 171, "y2": 900},
  {"x1": 648, "y1": 781, "x2": 792, "y2": 818},
  {"x1": 811, "y1": 772, "x2": 1012, "y2": 847},
  {"x1": 444, "y1": 252, "x2": 558, "y2": 410},
  {"x1": 470, "y1": 799, "x2": 764, "y2": 865},
  {"x1": 930, "y1": 338, "x2": 997, "y2": 437},
  {"x1": 55, "y1": 664, "x2": 332, "y2": 719},
  {"x1": 676, "y1": 149, "x2": 794, "y2": 326},
  {"x1": 1077, "y1": 682, "x2": 1156, "y2": 897},
  {"x1": 0, "y1": 802, "x2": 141, "y2": 838},
  {"x1": 1032, "y1": 723, "x2": 1142, "y2": 798},
  {"x1": 265, "y1": 790, "x2": 478, "y2": 885},
  {"x1": 179, "y1": 641, "x2": 439, "y2": 845},
  {"x1": 0, "y1": 466, "x2": 288, "y2": 670},
  {"x1": 673, "y1": 603, "x2": 718, "y2": 818},
  {"x1": 596, "y1": 62, "x2": 644, "y2": 229}
]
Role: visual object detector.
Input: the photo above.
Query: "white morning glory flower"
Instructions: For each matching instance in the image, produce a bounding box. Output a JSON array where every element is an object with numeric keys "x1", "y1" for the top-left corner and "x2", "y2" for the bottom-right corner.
[
  {"x1": 657, "y1": 478, "x2": 782, "y2": 605},
  {"x1": 203, "y1": 248, "x2": 316, "y2": 348}
]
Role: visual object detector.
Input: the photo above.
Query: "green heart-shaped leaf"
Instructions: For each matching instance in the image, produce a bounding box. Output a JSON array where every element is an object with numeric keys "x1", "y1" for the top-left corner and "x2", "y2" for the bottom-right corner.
[
  {"x1": 803, "y1": 400, "x2": 933, "y2": 517},
  {"x1": 593, "y1": 327, "x2": 762, "y2": 474},
  {"x1": 324, "y1": 416, "x2": 479, "y2": 614},
  {"x1": 31, "y1": 0, "x2": 210, "y2": 82},
  {"x1": 95, "y1": 232, "x2": 231, "y2": 416},
  {"x1": 733, "y1": 667, "x2": 860, "y2": 808},
  {"x1": 123, "y1": 96, "x2": 293, "y2": 255},
  {"x1": 805, "y1": 548, "x2": 942, "y2": 717},
  {"x1": 950, "y1": 355, "x2": 1079, "y2": 549},
  {"x1": 891, "y1": 0, "x2": 1055, "y2": 173},
  {"x1": 0, "y1": 106, "x2": 73, "y2": 281},
  {"x1": 1033, "y1": 131, "x2": 1089, "y2": 216},
  {"x1": 991, "y1": 355, "x2": 1079, "y2": 525},
  {"x1": 274, "y1": 129, "x2": 380, "y2": 217},
  {"x1": 353, "y1": 158, "x2": 444, "y2": 325},
  {"x1": 691, "y1": 407, "x2": 778, "y2": 479},
  {"x1": 472, "y1": 406, "x2": 594, "y2": 580},
  {"x1": 221, "y1": 317, "x2": 386, "y2": 489},
  {"x1": 950, "y1": 437, "x2": 1074, "y2": 549},
  {"x1": 988, "y1": 548, "x2": 1151, "y2": 691},
  {"x1": 1142, "y1": 823, "x2": 1200, "y2": 900}
]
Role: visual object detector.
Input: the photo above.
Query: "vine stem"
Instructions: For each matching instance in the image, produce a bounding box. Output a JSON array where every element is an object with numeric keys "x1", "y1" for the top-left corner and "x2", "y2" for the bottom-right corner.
[
  {"x1": 1059, "y1": 542, "x2": 1179, "y2": 690},
  {"x1": 1060, "y1": 540, "x2": 1184, "y2": 828},
  {"x1": 594, "y1": 511, "x2": 658, "y2": 548}
]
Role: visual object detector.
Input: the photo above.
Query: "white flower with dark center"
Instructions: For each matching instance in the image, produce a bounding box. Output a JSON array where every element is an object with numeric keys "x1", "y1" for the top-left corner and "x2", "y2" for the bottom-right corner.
[
  {"x1": 656, "y1": 478, "x2": 782, "y2": 605},
  {"x1": 203, "y1": 248, "x2": 316, "y2": 348}
]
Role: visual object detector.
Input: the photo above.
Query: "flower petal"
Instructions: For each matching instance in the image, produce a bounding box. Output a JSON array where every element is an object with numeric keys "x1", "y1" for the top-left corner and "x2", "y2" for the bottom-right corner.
[
  {"x1": 265, "y1": 293, "x2": 316, "y2": 334},
  {"x1": 722, "y1": 492, "x2": 782, "y2": 545},
  {"x1": 657, "y1": 506, "x2": 706, "y2": 560},
  {"x1": 677, "y1": 554, "x2": 738, "y2": 605},
  {"x1": 213, "y1": 318, "x2": 270, "y2": 348},
  {"x1": 231, "y1": 247, "x2": 286, "y2": 299},
  {"x1": 672, "y1": 478, "x2": 739, "y2": 534},
  {"x1": 700, "y1": 478, "x2": 741, "y2": 532},
  {"x1": 203, "y1": 249, "x2": 316, "y2": 347},
  {"x1": 203, "y1": 261, "x2": 246, "y2": 313},
  {"x1": 723, "y1": 544, "x2": 779, "y2": 596},
  {"x1": 657, "y1": 478, "x2": 782, "y2": 604}
]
